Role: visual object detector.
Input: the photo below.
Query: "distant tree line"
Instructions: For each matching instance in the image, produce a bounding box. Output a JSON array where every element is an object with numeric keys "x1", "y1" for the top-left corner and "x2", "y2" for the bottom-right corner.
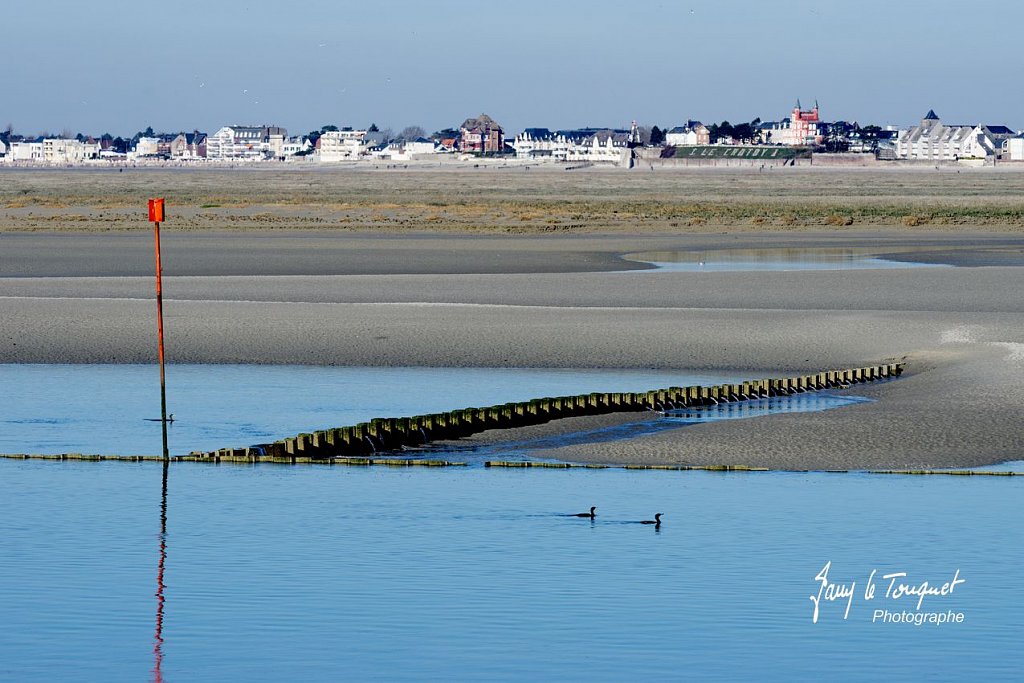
[
  {"x1": 644, "y1": 119, "x2": 886, "y2": 150},
  {"x1": 707, "y1": 119, "x2": 761, "y2": 143},
  {"x1": 643, "y1": 119, "x2": 763, "y2": 145}
]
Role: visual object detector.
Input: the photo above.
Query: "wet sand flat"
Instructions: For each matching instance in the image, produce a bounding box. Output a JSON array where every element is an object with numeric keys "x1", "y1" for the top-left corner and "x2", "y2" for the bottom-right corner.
[
  {"x1": 3, "y1": 229, "x2": 1024, "y2": 277},
  {"x1": 1, "y1": 167, "x2": 1022, "y2": 468},
  {"x1": 2, "y1": 229, "x2": 1023, "y2": 469}
]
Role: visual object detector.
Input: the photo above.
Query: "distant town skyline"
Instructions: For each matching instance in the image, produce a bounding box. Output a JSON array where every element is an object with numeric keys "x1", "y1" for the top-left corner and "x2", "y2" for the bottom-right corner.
[{"x1": 4, "y1": 0, "x2": 1024, "y2": 136}]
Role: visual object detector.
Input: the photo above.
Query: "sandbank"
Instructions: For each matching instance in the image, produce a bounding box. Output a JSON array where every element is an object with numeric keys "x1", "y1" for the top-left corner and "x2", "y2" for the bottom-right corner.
[{"x1": 2, "y1": 229, "x2": 1022, "y2": 469}]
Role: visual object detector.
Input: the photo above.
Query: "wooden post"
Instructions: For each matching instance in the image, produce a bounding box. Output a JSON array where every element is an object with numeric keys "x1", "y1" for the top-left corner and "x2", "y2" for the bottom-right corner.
[{"x1": 148, "y1": 198, "x2": 169, "y2": 461}]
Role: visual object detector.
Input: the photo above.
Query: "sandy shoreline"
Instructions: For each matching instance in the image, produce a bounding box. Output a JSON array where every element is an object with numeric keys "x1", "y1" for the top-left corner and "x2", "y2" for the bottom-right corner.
[
  {"x1": 2, "y1": 228, "x2": 1023, "y2": 469},
  {"x1": 3, "y1": 229, "x2": 1024, "y2": 277},
  {"x1": 3, "y1": 166, "x2": 1023, "y2": 469}
]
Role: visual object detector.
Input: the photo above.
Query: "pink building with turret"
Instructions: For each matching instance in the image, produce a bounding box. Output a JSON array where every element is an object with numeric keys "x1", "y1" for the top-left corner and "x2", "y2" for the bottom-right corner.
[{"x1": 759, "y1": 100, "x2": 825, "y2": 146}]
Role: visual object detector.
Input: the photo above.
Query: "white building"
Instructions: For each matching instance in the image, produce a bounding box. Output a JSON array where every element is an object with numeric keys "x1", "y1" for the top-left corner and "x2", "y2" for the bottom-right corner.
[
  {"x1": 43, "y1": 138, "x2": 99, "y2": 163},
  {"x1": 0, "y1": 140, "x2": 6, "y2": 157},
  {"x1": 897, "y1": 110, "x2": 1016, "y2": 161},
  {"x1": 99, "y1": 149, "x2": 127, "y2": 161},
  {"x1": 318, "y1": 129, "x2": 367, "y2": 161},
  {"x1": 1004, "y1": 136, "x2": 1024, "y2": 161},
  {"x1": 207, "y1": 125, "x2": 267, "y2": 160},
  {"x1": 666, "y1": 128, "x2": 698, "y2": 146},
  {"x1": 513, "y1": 128, "x2": 629, "y2": 164},
  {"x1": 404, "y1": 137, "x2": 437, "y2": 156},
  {"x1": 371, "y1": 137, "x2": 439, "y2": 161},
  {"x1": 281, "y1": 137, "x2": 313, "y2": 157},
  {"x1": 568, "y1": 135, "x2": 627, "y2": 163},
  {"x1": 134, "y1": 137, "x2": 161, "y2": 157},
  {"x1": 665, "y1": 121, "x2": 710, "y2": 146},
  {"x1": 368, "y1": 142, "x2": 404, "y2": 160},
  {"x1": 8, "y1": 140, "x2": 45, "y2": 162},
  {"x1": 513, "y1": 129, "x2": 571, "y2": 159}
]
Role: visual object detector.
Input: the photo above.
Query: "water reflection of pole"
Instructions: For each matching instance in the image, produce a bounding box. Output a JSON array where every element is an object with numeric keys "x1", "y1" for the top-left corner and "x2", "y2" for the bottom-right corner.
[{"x1": 153, "y1": 458, "x2": 169, "y2": 683}]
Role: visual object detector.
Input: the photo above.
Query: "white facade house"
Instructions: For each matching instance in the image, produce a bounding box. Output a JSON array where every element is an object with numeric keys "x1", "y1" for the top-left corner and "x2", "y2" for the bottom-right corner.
[
  {"x1": 281, "y1": 137, "x2": 313, "y2": 157},
  {"x1": 897, "y1": 110, "x2": 1016, "y2": 161},
  {"x1": 896, "y1": 111, "x2": 973, "y2": 160},
  {"x1": 370, "y1": 137, "x2": 439, "y2": 161},
  {"x1": 404, "y1": 137, "x2": 437, "y2": 156},
  {"x1": 1005, "y1": 136, "x2": 1024, "y2": 161},
  {"x1": 513, "y1": 130, "x2": 573, "y2": 159},
  {"x1": 368, "y1": 142, "x2": 405, "y2": 159},
  {"x1": 206, "y1": 125, "x2": 266, "y2": 160},
  {"x1": 666, "y1": 128, "x2": 699, "y2": 146},
  {"x1": 134, "y1": 137, "x2": 161, "y2": 157},
  {"x1": 318, "y1": 129, "x2": 367, "y2": 161},
  {"x1": 8, "y1": 140, "x2": 45, "y2": 162},
  {"x1": 665, "y1": 121, "x2": 710, "y2": 146},
  {"x1": 568, "y1": 135, "x2": 627, "y2": 163},
  {"x1": 513, "y1": 128, "x2": 629, "y2": 164},
  {"x1": 0, "y1": 140, "x2": 6, "y2": 157},
  {"x1": 99, "y1": 148, "x2": 128, "y2": 161},
  {"x1": 43, "y1": 138, "x2": 99, "y2": 163}
]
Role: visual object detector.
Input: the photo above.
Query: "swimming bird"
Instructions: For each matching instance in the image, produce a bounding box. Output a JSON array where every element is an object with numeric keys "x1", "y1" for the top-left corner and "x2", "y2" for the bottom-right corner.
[
  {"x1": 641, "y1": 513, "x2": 663, "y2": 526},
  {"x1": 144, "y1": 414, "x2": 175, "y2": 423},
  {"x1": 573, "y1": 506, "x2": 597, "y2": 518}
]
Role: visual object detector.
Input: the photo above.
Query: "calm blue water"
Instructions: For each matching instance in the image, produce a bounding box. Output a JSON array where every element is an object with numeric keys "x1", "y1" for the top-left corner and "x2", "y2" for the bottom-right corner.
[
  {"x1": 664, "y1": 392, "x2": 871, "y2": 421},
  {"x1": 625, "y1": 248, "x2": 950, "y2": 272},
  {"x1": 0, "y1": 460, "x2": 1019, "y2": 682},
  {"x1": 0, "y1": 364, "x2": 748, "y2": 456}
]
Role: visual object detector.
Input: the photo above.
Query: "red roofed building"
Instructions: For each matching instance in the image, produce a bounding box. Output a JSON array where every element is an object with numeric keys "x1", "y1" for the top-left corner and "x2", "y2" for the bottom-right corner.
[
  {"x1": 759, "y1": 100, "x2": 824, "y2": 146},
  {"x1": 459, "y1": 113, "x2": 503, "y2": 153}
]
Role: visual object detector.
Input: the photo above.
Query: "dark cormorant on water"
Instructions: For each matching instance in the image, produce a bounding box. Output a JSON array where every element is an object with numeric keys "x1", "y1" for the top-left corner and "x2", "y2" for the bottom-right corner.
[
  {"x1": 641, "y1": 513, "x2": 662, "y2": 526},
  {"x1": 573, "y1": 506, "x2": 596, "y2": 518}
]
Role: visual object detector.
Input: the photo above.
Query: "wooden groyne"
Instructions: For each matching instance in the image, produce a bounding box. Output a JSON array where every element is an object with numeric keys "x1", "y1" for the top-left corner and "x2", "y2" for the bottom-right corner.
[{"x1": 190, "y1": 362, "x2": 904, "y2": 462}]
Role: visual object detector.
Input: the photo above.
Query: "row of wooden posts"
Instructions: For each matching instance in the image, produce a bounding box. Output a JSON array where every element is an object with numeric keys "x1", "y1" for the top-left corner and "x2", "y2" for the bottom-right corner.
[{"x1": 192, "y1": 363, "x2": 904, "y2": 463}]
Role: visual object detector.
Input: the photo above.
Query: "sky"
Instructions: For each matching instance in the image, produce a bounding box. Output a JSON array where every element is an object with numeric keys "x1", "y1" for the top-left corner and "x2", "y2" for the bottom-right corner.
[{"x1": 3, "y1": 0, "x2": 1023, "y2": 137}]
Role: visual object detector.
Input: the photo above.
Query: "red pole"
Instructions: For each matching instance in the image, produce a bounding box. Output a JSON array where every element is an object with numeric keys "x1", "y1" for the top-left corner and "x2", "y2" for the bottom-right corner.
[{"x1": 149, "y1": 199, "x2": 169, "y2": 460}]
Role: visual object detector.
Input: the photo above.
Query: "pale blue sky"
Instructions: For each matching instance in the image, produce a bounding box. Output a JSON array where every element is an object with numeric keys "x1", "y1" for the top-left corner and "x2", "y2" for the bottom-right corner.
[{"x1": 4, "y1": 0, "x2": 1022, "y2": 136}]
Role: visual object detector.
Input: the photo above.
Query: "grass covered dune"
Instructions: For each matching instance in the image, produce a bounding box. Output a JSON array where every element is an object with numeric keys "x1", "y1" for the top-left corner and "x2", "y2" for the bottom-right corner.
[{"x1": 3, "y1": 166, "x2": 1024, "y2": 232}]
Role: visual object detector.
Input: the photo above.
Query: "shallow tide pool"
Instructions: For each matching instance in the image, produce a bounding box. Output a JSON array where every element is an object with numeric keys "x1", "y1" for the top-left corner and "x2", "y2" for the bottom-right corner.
[
  {"x1": 0, "y1": 364, "x2": 748, "y2": 456},
  {"x1": 624, "y1": 247, "x2": 951, "y2": 272}
]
